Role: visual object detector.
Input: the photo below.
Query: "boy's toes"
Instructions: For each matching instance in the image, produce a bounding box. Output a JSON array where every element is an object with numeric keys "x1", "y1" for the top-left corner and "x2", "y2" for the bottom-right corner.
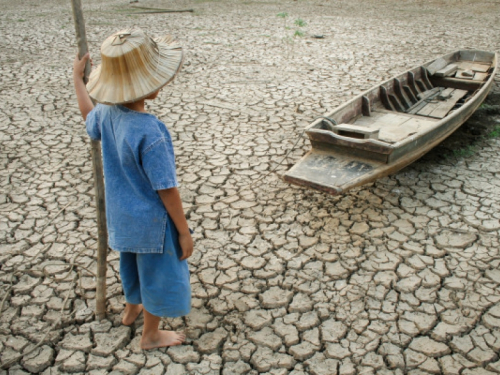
[
  {"x1": 167, "y1": 331, "x2": 186, "y2": 346},
  {"x1": 141, "y1": 330, "x2": 186, "y2": 350},
  {"x1": 174, "y1": 332, "x2": 186, "y2": 344}
]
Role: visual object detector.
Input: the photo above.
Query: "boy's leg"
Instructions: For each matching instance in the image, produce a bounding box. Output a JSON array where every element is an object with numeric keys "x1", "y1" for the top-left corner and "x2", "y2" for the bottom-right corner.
[
  {"x1": 140, "y1": 309, "x2": 185, "y2": 350},
  {"x1": 123, "y1": 303, "x2": 143, "y2": 326},
  {"x1": 119, "y1": 252, "x2": 143, "y2": 325}
]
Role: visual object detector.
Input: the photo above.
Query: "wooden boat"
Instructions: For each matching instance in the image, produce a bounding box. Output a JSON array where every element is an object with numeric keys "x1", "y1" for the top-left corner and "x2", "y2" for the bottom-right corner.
[{"x1": 284, "y1": 49, "x2": 498, "y2": 195}]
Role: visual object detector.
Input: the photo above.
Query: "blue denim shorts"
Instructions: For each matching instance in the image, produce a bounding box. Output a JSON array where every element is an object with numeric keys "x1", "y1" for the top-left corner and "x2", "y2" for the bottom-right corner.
[{"x1": 119, "y1": 215, "x2": 191, "y2": 318}]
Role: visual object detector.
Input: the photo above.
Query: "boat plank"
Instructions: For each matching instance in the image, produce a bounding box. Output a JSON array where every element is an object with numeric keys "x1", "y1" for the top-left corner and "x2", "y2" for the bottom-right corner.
[
  {"x1": 474, "y1": 72, "x2": 488, "y2": 81},
  {"x1": 416, "y1": 89, "x2": 467, "y2": 119},
  {"x1": 351, "y1": 111, "x2": 438, "y2": 144},
  {"x1": 335, "y1": 124, "x2": 380, "y2": 139},
  {"x1": 407, "y1": 87, "x2": 442, "y2": 114},
  {"x1": 455, "y1": 70, "x2": 474, "y2": 80},
  {"x1": 456, "y1": 61, "x2": 490, "y2": 72},
  {"x1": 471, "y1": 63, "x2": 490, "y2": 72},
  {"x1": 437, "y1": 88, "x2": 455, "y2": 100},
  {"x1": 430, "y1": 76, "x2": 483, "y2": 91},
  {"x1": 374, "y1": 108, "x2": 440, "y2": 121},
  {"x1": 378, "y1": 117, "x2": 436, "y2": 144},
  {"x1": 426, "y1": 58, "x2": 448, "y2": 75},
  {"x1": 284, "y1": 150, "x2": 378, "y2": 195},
  {"x1": 428, "y1": 89, "x2": 468, "y2": 118},
  {"x1": 435, "y1": 64, "x2": 458, "y2": 77},
  {"x1": 459, "y1": 50, "x2": 495, "y2": 63},
  {"x1": 354, "y1": 112, "x2": 408, "y2": 128}
]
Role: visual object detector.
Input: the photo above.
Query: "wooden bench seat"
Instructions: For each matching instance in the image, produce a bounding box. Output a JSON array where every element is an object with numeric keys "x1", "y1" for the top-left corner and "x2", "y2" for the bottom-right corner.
[{"x1": 345, "y1": 111, "x2": 438, "y2": 144}]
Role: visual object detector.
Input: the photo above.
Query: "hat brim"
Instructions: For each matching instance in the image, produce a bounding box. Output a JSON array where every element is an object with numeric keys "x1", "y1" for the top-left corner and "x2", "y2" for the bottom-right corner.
[{"x1": 87, "y1": 35, "x2": 183, "y2": 105}]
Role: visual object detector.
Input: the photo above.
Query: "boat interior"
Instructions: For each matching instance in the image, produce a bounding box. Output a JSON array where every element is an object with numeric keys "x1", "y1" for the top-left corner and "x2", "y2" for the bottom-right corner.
[{"x1": 307, "y1": 50, "x2": 496, "y2": 160}]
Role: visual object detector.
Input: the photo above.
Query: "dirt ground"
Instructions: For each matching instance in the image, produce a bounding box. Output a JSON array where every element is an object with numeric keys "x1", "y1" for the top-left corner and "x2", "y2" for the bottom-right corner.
[{"x1": 1, "y1": 0, "x2": 500, "y2": 374}]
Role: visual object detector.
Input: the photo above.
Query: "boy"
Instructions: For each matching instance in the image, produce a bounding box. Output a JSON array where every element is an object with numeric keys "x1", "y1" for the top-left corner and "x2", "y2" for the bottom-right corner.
[{"x1": 73, "y1": 28, "x2": 193, "y2": 350}]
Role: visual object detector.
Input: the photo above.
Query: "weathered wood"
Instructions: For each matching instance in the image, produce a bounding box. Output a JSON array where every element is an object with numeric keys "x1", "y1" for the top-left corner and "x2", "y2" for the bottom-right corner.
[
  {"x1": 378, "y1": 117, "x2": 436, "y2": 144},
  {"x1": 417, "y1": 89, "x2": 467, "y2": 118},
  {"x1": 403, "y1": 85, "x2": 417, "y2": 103},
  {"x1": 455, "y1": 70, "x2": 474, "y2": 80},
  {"x1": 335, "y1": 124, "x2": 380, "y2": 139},
  {"x1": 435, "y1": 64, "x2": 458, "y2": 77},
  {"x1": 457, "y1": 62, "x2": 491, "y2": 73},
  {"x1": 430, "y1": 76, "x2": 483, "y2": 91},
  {"x1": 362, "y1": 96, "x2": 371, "y2": 117},
  {"x1": 470, "y1": 63, "x2": 490, "y2": 73},
  {"x1": 380, "y1": 86, "x2": 396, "y2": 111},
  {"x1": 407, "y1": 87, "x2": 442, "y2": 114},
  {"x1": 474, "y1": 72, "x2": 488, "y2": 81},
  {"x1": 426, "y1": 57, "x2": 448, "y2": 75},
  {"x1": 407, "y1": 71, "x2": 421, "y2": 96},
  {"x1": 394, "y1": 78, "x2": 411, "y2": 109},
  {"x1": 421, "y1": 67, "x2": 433, "y2": 89},
  {"x1": 307, "y1": 127, "x2": 392, "y2": 156},
  {"x1": 436, "y1": 88, "x2": 454, "y2": 100},
  {"x1": 70, "y1": 0, "x2": 108, "y2": 322},
  {"x1": 416, "y1": 79, "x2": 427, "y2": 93},
  {"x1": 389, "y1": 94, "x2": 406, "y2": 112},
  {"x1": 460, "y1": 50, "x2": 495, "y2": 63}
]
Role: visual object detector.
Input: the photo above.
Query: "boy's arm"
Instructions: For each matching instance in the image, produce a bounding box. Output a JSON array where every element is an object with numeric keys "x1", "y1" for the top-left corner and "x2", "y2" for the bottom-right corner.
[
  {"x1": 158, "y1": 187, "x2": 194, "y2": 260},
  {"x1": 73, "y1": 53, "x2": 94, "y2": 120}
]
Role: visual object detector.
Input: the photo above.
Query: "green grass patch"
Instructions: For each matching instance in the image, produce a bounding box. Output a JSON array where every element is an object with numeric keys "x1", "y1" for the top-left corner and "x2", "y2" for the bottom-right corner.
[
  {"x1": 488, "y1": 125, "x2": 500, "y2": 139},
  {"x1": 294, "y1": 18, "x2": 307, "y2": 27},
  {"x1": 452, "y1": 145, "x2": 476, "y2": 158}
]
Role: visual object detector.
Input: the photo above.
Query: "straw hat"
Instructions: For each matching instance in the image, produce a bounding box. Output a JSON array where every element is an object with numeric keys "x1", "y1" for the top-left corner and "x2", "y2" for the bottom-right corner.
[{"x1": 87, "y1": 28, "x2": 183, "y2": 105}]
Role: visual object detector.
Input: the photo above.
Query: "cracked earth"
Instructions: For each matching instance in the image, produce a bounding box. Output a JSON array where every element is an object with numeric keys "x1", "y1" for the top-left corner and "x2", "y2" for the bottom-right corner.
[{"x1": 2, "y1": 0, "x2": 500, "y2": 374}]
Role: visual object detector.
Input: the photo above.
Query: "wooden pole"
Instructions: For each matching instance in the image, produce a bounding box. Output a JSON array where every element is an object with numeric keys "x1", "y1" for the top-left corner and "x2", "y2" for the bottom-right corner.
[{"x1": 70, "y1": 0, "x2": 108, "y2": 321}]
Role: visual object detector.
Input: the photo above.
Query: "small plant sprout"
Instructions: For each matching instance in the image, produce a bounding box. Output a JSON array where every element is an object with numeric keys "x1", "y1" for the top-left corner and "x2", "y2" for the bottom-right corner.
[
  {"x1": 294, "y1": 30, "x2": 305, "y2": 38},
  {"x1": 294, "y1": 18, "x2": 307, "y2": 27},
  {"x1": 293, "y1": 18, "x2": 307, "y2": 38},
  {"x1": 277, "y1": 12, "x2": 288, "y2": 28}
]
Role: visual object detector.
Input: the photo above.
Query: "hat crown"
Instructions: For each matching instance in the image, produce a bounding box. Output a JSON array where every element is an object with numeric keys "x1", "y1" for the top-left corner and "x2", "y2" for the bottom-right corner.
[
  {"x1": 87, "y1": 28, "x2": 183, "y2": 105},
  {"x1": 99, "y1": 29, "x2": 159, "y2": 80},
  {"x1": 101, "y1": 29, "x2": 156, "y2": 56}
]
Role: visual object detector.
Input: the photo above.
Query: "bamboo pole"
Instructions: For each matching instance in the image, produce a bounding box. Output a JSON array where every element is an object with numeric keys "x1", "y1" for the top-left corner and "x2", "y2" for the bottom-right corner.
[{"x1": 70, "y1": 0, "x2": 108, "y2": 321}]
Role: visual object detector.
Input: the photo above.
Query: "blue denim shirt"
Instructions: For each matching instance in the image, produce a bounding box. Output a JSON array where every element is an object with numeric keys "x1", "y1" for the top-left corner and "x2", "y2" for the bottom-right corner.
[{"x1": 86, "y1": 104, "x2": 178, "y2": 253}]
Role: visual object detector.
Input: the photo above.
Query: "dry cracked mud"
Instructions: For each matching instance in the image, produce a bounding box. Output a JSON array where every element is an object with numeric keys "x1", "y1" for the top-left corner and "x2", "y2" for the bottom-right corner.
[{"x1": 1, "y1": 0, "x2": 500, "y2": 374}]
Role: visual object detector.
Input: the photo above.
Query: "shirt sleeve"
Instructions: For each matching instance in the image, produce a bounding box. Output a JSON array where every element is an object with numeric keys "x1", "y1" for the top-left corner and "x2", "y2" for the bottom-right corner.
[
  {"x1": 85, "y1": 106, "x2": 101, "y2": 141},
  {"x1": 142, "y1": 137, "x2": 178, "y2": 190}
]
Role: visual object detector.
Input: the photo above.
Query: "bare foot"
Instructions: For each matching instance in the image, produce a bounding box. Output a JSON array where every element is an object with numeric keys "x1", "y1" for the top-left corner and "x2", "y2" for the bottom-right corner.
[
  {"x1": 122, "y1": 303, "x2": 143, "y2": 326},
  {"x1": 140, "y1": 330, "x2": 186, "y2": 350}
]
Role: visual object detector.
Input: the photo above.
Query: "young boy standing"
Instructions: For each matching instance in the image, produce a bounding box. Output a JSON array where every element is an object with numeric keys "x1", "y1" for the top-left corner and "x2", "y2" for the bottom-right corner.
[{"x1": 73, "y1": 28, "x2": 193, "y2": 350}]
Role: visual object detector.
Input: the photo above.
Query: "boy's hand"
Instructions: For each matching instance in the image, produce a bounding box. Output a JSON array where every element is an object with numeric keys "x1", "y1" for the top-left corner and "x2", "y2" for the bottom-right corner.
[
  {"x1": 178, "y1": 232, "x2": 194, "y2": 260},
  {"x1": 73, "y1": 52, "x2": 90, "y2": 80},
  {"x1": 73, "y1": 52, "x2": 94, "y2": 120}
]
